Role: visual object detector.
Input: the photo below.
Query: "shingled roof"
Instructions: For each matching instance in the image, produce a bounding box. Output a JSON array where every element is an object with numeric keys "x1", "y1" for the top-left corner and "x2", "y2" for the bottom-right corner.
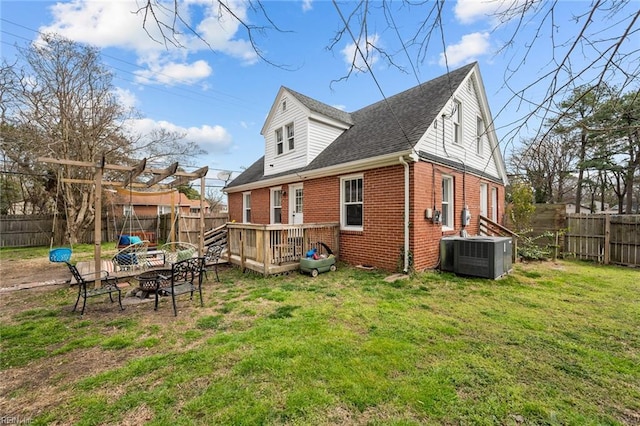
[{"x1": 227, "y1": 62, "x2": 476, "y2": 189}]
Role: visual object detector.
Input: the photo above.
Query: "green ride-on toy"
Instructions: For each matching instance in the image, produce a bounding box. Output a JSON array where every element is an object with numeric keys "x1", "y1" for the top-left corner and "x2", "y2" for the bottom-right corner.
[{"x1": 300, "y1": 242, "x2": 337, "y2": 277}]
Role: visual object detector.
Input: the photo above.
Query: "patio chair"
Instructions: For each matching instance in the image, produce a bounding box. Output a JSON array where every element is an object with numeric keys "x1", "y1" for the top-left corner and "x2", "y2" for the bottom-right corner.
[
  {"x1": 204, "y1": 244, "x2": 225, "y2": 282},
  {"x1": 155, "y1": 257, "x2": 205, "y2": 316},
  {"x1": 65, "y1": 262, "x2": 124, "y2": 316},
  {"x1": 112, "y1": 240, "x2": 150, "y2": 271}
]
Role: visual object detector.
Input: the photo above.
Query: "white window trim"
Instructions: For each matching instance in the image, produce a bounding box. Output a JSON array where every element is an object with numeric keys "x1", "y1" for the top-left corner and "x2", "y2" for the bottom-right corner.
[
  {"x1": 275, "y1": 128, "x2": 283, "y2": 155},
  {"x1": 286, "y1": 122, "x2": 295, "y2": 151},
  {"x1": 270, "y1": 187, "x2": 282, "y2": 224},
  {"x1": 340, "y1": 174, "x2": 364, "y2": 231},
  {"x1": 480, "y1": 183, "x2": 488, "y2": 217},
  {"x1": 157, "y1": 205, "x2": 175, "y2": 215},
  {"x1": 442, "y1": 175, "x2": 454, "y2": 230},
  {"x1": 491, "y1": 187, "x2": 498, "y2": 222},
  {"x1": 476, "y1": 115, "x2": 484, "y2": 156},
  {"x1": 243, "y1": 192, "x2": 252, "y2": 223}
]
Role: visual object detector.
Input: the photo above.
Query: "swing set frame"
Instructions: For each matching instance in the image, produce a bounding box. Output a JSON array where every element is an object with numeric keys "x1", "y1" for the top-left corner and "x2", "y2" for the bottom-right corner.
[{"x1": 38, "y1": 155, "x2": 208, "y2": 278}]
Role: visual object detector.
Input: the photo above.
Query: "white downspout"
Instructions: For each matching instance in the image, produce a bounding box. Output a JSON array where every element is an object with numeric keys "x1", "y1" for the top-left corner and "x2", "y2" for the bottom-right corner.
[{"x1": 399, "y1": 156, "x2": 410, "y2": 273}]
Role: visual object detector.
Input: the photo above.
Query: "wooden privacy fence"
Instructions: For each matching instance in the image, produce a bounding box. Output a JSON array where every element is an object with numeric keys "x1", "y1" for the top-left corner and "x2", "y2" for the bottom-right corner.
[
  {"x1": 0, "y1": 214, "x2": 228, "y2": 248},
  {"x1": 565, "y1": 214, "x2": 640, "y2": 267}
]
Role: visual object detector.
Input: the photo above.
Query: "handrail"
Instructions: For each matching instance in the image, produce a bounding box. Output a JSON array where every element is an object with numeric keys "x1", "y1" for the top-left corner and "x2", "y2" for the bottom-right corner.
[
  {"x1": 204, "y1": 223, "x2": 228, "y2": 247},
  {"x1": 479, "y1": 215, "x2": 519, "y2": 263},
  {"x1": 479, "y1": 215, "x2": 519, "y2": 238}
]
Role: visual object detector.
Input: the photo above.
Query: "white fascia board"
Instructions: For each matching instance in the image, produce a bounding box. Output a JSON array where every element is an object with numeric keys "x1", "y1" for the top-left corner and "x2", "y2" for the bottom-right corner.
[
  {"x1": 260, "y1": 87, "x2": 311, "y2": 136},
  {"x1": 308, "y1": 113, "x2": 352, "y2": 130}
]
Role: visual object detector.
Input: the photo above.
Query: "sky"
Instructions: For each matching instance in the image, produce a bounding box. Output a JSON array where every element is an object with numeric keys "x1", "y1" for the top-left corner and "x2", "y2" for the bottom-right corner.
[{"x1": 1, "y1": 0, "x2": 638, "y2": 191}]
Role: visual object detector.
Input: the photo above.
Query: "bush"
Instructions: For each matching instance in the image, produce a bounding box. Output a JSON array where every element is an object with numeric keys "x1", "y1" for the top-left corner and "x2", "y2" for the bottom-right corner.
[{"x1": 517, "y1": 231, "x2": 556, "y2": 261}]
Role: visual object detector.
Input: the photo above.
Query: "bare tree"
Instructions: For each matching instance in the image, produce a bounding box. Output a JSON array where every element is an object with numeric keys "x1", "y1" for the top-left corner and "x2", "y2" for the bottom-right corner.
[
  {"x1": 136, "y1": 1, "x2": 638, "y2": 146},
  {"x1": 508, "y1": 132, "x2": 575, "y2": 203},
  {"x1": 0, "y1": 34, "x2": 205, "y2": 242}
]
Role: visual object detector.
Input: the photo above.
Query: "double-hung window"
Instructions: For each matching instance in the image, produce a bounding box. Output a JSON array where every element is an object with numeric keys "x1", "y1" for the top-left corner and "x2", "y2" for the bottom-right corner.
[
  {"x1": 158, "y1": 205, "x2": 175, "y2": 215},
  {"x1": 453, "y1": 99, "x2": 462, "y2": 144},
  {"x1": 442, "y1": 176, "x2": 454, "y2": 229},
  {"x1": 341, "y1": 175, "x2": 363, "y2": 230},
  {"x1": 286, "y1": 123, "x2": 294, "y2": 150},
  {"x1": 275, "y1": 128, "x2": 283, "y2": 155},
  {"x1": 271, "y1": 188, "x2": 282, "y2": 224},
  {"x1": 476, "y1": 116, "x2": 484, "y2": 156},
  {"x1": 243, "y1": 192, "x2": 251, "y2": 223}
]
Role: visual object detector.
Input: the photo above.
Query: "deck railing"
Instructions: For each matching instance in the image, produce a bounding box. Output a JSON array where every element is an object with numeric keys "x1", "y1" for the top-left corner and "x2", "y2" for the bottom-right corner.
[
  {"x1": 479, "y1": 215, "x2": 519, "y2": 262},
  {"x1": 226, "y1": 222, "x2": 340, "y2": 275}
]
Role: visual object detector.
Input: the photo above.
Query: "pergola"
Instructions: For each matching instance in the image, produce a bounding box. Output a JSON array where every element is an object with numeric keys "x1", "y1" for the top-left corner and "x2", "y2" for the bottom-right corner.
[{"x1": 38, "y1": 156, "x2": 208, "y2": 276}]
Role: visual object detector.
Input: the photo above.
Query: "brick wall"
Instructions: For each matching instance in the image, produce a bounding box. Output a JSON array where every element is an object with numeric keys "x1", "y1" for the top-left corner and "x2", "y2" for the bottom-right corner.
[{"x1": 227, "y1": 160, "x2": 504, "y2": 272}]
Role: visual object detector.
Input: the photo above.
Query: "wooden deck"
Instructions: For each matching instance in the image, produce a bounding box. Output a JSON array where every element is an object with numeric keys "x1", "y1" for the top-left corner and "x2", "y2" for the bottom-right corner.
[{"x1": 225, "y1": 222, "x2": 339, "y2": 276}]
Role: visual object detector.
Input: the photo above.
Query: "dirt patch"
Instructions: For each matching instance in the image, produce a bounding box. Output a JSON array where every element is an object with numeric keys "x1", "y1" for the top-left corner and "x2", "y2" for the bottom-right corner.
[{"x1": 0, "y1": 257, "x2": 70, "y2": 289}]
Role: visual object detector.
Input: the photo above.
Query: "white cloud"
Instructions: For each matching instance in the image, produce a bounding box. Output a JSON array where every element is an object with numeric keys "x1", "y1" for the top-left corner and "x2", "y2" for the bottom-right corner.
[
  {"x1": 439, "y1": 32, "x2": 490, "y2": 67},
  {"x1": 125, "y1": 118, "x2": 233, "y2": 153},
  {"x1": 302, "y1": 0, "x2": 313, "y2": 12},
  {"x1": 39, "y1": 0, "x2": 257, "y2": 85},
  {"x1": 134, "y1": 60, "x2": 212, "y2": 85},
  {"x1": 113, "y1": 87, "x2": 138, "y2": 109},
  {"x1": 454, "y1": 0, "x2": 530, "y2": 25},
  {"x1": 41, "y1": 0, "x2": 161, "y2": 51},
  {"x1": 341, "y1": 34, "x2": 380, "y2": 71}
]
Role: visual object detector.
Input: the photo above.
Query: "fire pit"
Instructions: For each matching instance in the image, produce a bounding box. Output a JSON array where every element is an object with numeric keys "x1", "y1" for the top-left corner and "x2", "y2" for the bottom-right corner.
[{"x1": 133, "y1": 269, "x2": 171, "y2": 298}]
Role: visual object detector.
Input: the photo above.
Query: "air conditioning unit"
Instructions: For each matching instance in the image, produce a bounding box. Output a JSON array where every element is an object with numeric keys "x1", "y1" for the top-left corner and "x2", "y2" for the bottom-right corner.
[
  {"x1": 453, "y1": 236, "x2": 512, "y2": 279},
  {"x1": 439, "y1": 237, "x2": 459, "y2": 272}
]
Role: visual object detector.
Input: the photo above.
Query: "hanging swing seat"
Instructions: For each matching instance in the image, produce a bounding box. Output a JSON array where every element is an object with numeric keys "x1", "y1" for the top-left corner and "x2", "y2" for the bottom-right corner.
[
  {"x1": 161, "y1": 242, "x2": 198, "y2": 264},
  {"x1": 117, "y1": 232, "x2": 157, "y2": 249},
  {"x1": 112, "y1": 240, "x2": 152, "y2": 271}
]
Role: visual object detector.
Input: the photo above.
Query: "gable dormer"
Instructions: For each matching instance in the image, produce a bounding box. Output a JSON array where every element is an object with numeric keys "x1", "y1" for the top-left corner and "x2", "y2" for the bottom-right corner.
[{"x1": 261, "y1": 87, "x2": 353, "y2": 177}]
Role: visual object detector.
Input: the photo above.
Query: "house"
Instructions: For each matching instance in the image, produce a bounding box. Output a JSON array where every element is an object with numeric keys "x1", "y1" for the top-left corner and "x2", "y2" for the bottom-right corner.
[
  {"x1": 224, "y1": 62, "x2": 508, "y2": 272},
  {"x1": 108, "y1": 189, "x2": 210, "y2": 218}
]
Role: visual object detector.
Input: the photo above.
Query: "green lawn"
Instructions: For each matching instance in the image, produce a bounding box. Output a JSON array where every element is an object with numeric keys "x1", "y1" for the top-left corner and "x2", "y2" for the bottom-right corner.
[{"x1": 1, "y1": 258, "x2": 638, "y2": 425}]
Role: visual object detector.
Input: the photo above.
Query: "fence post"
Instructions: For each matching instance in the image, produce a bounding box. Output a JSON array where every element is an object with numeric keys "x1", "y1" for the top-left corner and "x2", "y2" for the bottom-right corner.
[{"x1": 603, "y1": 214, "x2": 610, "y2": 265}]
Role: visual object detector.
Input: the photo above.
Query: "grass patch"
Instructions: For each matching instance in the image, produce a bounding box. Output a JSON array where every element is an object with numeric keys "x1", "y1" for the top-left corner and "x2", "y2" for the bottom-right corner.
[
  {"x1": 1, "y1": 259, "x2": 638, "y2": 425},
  {"x1": 196, "y1": 314, "x2": 224, "y2": 330}
]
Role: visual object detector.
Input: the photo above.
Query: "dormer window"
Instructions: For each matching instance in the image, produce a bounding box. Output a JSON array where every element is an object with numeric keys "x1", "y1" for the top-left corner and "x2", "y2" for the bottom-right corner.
[
  {"x1": 286, "y1": 122, "x2": 294, "y2": 150},
  {"x1": 275, "y1": 128, "x2": 283, "y2": 155}
]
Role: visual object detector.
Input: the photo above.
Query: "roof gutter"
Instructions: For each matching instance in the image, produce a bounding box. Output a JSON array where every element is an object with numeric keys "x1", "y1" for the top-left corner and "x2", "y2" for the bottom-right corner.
[{"x1": 225, "y1": 150, "x2": 413, "y2": 193}]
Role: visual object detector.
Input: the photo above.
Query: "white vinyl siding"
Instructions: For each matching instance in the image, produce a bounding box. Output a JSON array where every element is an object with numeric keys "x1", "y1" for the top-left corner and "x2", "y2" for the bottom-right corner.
[
  {"x1": 264, "y1": 97, "x2": 307, "y2": 176},
  {"x1": 307, "y1": 118, "x2": 347, "y2": 164},
  {"x1": 413, "y1": 73, "x2": 501, "y2": 180},
  {"x1": 442, "y1": 175, "x2": 454, "y2": 229},
  {"x1": 264, "y1": 90, "x2": 350, "y2": 177}
]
